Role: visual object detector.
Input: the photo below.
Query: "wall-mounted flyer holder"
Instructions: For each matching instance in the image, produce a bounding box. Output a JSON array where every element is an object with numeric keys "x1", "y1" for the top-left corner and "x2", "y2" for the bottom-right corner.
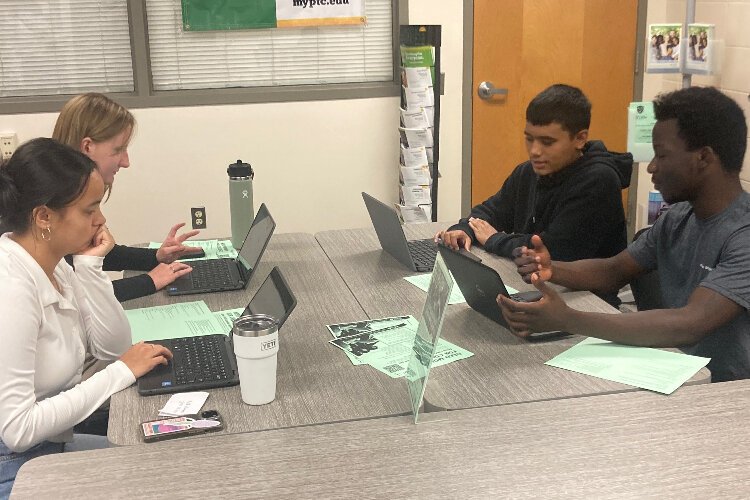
[
  {"x1": 645, "y1": 23, "x2": 682, "y2": 74},
  {"x1": 645, "y1": 22, "x2": 721, "y2": 76},
  {"x1": 399, "y1": 24, "x2": 441, "y2": 223},
  {"x1": 405, "y1": 253, "x2": 452, "y2": 424},
  {"x1": 683, "y1": 24, "x2": 722, "y2": 76}
]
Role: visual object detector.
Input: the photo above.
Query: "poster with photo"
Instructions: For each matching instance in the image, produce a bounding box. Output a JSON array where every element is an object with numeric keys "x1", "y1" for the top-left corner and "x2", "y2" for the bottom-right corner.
[
  {"x1": 647, "y1": 24, "x2": 682, "y2": 73},
  {"x1": 685, "y1": 24, "x2": 715, "y2": 74}
]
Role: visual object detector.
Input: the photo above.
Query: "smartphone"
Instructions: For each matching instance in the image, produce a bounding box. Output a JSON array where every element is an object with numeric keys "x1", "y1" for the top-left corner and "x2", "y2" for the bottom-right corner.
[
  {"x1": 527, "y1": 330, "x2": 571, "y2": 342},
  {"x1": 510, "y1": 291, "x2": 571, "y2": 341},
  {"x1": 180, "y1": 248, "x2": 206, "y2": 260},
  {"x1": 141, "y1": 410, "x2": 224, "y2": 443}
]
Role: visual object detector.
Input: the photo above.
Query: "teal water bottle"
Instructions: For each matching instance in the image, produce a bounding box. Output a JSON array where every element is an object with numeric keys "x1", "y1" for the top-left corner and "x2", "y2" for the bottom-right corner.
[{"x1": 227, "y1": 160, "x2": 254, "y2": 249}]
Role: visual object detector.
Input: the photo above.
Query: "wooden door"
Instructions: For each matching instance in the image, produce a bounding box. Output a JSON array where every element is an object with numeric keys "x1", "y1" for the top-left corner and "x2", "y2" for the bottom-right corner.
[{"x1": 472, "y1": 0, "x2": 638, "y2": 205}]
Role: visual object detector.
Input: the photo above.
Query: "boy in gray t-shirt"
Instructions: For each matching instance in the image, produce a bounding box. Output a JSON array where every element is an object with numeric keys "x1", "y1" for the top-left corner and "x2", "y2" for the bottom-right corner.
[
  {"x1": 499, "y1": 86, "x2": 750, "y2": 382},
  {"x1": 628, "y1": 194, "x2": 750, "y2": 381}
]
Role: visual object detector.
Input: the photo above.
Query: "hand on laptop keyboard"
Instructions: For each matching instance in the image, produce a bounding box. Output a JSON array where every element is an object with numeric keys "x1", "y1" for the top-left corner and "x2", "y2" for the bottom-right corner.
[
  {"x1": 148, "y1": 262, "x2": 193, "y2": 291},
  {"x1": 121, "y1": 341, "x2": 173, "y2": 378}
]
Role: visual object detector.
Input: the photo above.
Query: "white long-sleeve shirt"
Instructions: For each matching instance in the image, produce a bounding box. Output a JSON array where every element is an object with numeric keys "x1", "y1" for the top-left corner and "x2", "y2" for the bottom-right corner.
[{"x1": 0, "y1": 234, "x2": 134, "y2": 452}]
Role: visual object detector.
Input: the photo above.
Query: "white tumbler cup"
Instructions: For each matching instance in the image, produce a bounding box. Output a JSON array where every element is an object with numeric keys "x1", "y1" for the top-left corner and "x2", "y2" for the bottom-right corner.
[{"x1": 232, "y1": 314, "x2": 279, "y2": 405}]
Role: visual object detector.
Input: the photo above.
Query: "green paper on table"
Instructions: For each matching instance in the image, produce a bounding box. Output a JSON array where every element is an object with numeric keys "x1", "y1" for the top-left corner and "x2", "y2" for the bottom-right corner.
[
  {"x1": 403, "y1": 272, "x2": 518, "y2": 305},
  {"x1": 147, "y1": 239, "x2": 238, "y2": 261},
  {"x1": 545, "y1": 337, "x2": 710, "y2": 394},
  {"x1": 327, "y1": 316, "x2": 411, "y2": 366},
  {"x1": 212, "y1": 308, "x2": 246, "y2": 331},
  {"x1": 327, "y1": 315, "x2": 473, "y2": 378},
  {"x1": 126, "y1": 300, "x2": 245, "y2": 343}
]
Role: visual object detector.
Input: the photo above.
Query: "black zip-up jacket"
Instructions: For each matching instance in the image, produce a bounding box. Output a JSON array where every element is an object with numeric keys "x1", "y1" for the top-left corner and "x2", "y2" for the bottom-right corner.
[
  {"x1": 450, "y1": 140, "x2": 633, "y2": 262},
  {"x1": 65, "y1": 244, "x2": 158, "y2": 302},
  {"x1": 104, "y1": 245, "x2": 159, "y2": 302}
]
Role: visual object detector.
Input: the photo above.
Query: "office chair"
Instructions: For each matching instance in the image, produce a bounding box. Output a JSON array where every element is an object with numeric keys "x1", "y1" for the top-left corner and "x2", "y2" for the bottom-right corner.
[{"x1": 629, "y1": 227, "x2": 663, "y2": 311}]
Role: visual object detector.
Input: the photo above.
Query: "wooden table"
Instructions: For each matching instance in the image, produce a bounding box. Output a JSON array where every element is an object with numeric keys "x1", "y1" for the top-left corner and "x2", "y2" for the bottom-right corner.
[
  {"x1": 14, "y1": 379, "x2": 749, "y2": 499},
  {"x1": 315, "y1": 223, "x2": 709, "y2": 409},
  {"x1": 108, "y1": 233, "x2": 412, "y2": 446}
]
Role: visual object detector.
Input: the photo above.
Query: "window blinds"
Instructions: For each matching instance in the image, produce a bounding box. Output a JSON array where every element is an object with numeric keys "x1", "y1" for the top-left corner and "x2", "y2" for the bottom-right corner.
[
  {"x1": 0, "y1": 1, "x2": 134, "y2": 97},
  {"x1": 146, "y1": 0, "x2": 393, "y2": 91}
]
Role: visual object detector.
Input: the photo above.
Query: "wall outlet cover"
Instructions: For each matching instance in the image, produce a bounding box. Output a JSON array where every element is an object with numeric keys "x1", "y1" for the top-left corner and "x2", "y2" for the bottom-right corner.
[
  {"x1": 191, "y1": 207, "x2": 207, "y2": 229},
  {"x1": 0, "y1": 133, "x2": 18, "y2": 160}
]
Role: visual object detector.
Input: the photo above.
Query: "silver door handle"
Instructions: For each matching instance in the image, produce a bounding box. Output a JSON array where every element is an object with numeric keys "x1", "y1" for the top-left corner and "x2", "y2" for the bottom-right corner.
[{"x1": 477, "y1": 81, "x2": 508, "y2": 100}]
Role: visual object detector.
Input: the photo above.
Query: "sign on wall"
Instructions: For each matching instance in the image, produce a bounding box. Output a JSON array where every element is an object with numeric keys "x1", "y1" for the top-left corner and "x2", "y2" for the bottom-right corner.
[{"x1": 182, "y1": 0, "x2": 365, "y2": 31}]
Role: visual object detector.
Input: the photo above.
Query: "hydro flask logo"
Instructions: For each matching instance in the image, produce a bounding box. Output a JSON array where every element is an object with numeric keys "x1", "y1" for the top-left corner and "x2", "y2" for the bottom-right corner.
[
  {"x1": 261, "y1": 339, "x2": 277, "y2": 351},
  {"x1": 242, "y1": 190, "x2": 249, "y2": 199}
]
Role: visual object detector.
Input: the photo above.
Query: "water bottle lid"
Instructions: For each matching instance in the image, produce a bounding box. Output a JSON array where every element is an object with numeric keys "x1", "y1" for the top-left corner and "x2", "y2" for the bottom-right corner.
[{"x1": 227, "y1": 159, "x2": 254, "y2": 179}]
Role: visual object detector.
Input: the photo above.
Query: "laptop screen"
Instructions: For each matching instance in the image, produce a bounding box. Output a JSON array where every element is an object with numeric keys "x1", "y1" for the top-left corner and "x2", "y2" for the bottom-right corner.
[
  {"x1": 238, "y1": 267, "x2": 297, "y2": 329},
  {"x1": 237, "y1": 204, "x2": 275, "y2": 278},
  {"x1": 361, "y1": 192, "x2": 416, "y2": 269}
]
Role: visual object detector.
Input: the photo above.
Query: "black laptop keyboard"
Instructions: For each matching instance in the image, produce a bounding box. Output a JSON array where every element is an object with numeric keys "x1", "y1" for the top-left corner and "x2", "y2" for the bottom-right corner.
[
  {"x1": 408, "y1": 239, "x2": 438, "y2": 271},
  {"x1": 189, "y1": 260, "x2": 236, "y2": 289},
  {"x1": 170, "y1": 336, "x2": 232, "y2": 385}
]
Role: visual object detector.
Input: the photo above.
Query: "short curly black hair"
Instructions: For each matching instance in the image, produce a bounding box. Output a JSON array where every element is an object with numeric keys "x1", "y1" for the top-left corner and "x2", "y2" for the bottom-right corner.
[
  {"x1": 526, "y1": 84, "x2": 591, "y2": 135},
  {"x1": 653, "y1": 86, "x2": 747, "y2": 173}
]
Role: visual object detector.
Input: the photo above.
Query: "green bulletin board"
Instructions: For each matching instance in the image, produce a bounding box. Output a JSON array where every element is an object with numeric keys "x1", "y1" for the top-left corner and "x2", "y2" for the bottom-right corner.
[{"x1": 181, "y1": 0, "x2": 277, "y2": 31}]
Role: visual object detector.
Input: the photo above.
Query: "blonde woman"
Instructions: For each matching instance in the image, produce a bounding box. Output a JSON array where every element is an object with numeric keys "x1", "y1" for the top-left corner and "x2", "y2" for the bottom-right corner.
[
  {"x1": 0, "y1": 139, "x2": 172, "y2": 496},
  {"x1": 52, "y1": 93, "x2": 199, "y2": 302}
]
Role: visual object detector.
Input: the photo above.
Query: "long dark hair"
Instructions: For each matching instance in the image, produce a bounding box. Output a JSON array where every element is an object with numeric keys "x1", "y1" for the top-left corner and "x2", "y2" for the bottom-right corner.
[{"x1": 0, "y1": 138, "x2": 96, "y2": 234}]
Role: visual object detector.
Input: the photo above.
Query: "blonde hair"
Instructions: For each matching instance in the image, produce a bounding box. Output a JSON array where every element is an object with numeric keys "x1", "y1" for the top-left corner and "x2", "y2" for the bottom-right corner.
[
  {"x1": 52, "y1": 93, "x2": 135, "y2": 197},
  {"x1": 52, "y1": 93, "x2": 135, "y2": 148}
]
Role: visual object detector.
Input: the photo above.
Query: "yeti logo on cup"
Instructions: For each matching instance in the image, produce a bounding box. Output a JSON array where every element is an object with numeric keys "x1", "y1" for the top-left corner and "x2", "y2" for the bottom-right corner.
[{"x1": 261, "y1": 338, "x2": 277, "y2": 351}]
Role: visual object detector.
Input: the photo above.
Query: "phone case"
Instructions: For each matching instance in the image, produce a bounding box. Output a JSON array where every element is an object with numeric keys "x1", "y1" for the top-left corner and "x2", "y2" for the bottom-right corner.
[{"x1": 141, "y1": 410, "x2": 224, "y2": 443}]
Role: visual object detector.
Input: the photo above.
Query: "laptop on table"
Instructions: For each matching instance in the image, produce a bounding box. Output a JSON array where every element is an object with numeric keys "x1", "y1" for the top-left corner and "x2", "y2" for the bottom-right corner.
[
  {"x1": 167, "y1": 203, "x2": 275, "y2": 296},
  {"x1": 361, "y1": 192, "x2": 438, "y2": 272},
  {"x1": 138, "y1": 266, "x2": 298, "y2": 396},
  {"x1": 438, "y1": 245, "x2": 569, "y2": 341}
]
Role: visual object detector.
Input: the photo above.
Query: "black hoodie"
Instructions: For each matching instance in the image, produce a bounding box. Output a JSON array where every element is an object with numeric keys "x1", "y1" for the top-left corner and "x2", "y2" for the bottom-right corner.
[{"x1": 450, "y1": 140, "x2": 633, "y2": 262}]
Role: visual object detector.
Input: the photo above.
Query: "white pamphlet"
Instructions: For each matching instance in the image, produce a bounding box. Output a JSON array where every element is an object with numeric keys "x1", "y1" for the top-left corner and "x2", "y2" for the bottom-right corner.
[
  {"x1": 158, "y1": 391, "x2": 210, "y2": 417},
  {"x1": 400, "y1": 127, "x2": 434, "y2": 148},
  {"x1": 400, "y1": 165, "x2": 431, "y2": 186},
  {"x1": 400, "y1": 145, "x2": 429, "y2": 168}
]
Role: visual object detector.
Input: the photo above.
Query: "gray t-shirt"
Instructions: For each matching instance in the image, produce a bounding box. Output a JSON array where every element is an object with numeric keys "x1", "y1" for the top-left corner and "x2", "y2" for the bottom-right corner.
[{"x1": 628, "y1": 192, "x2": 750, "y2": 382}]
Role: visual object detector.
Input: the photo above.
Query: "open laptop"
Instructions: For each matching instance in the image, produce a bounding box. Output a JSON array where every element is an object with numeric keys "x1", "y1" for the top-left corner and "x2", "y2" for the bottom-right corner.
[
  {"x1": 362, "y1": 192, "x2": 438, "y2": 272},
  {"x1": 438, "y1": 245, "x2": 569, "y2": 340},
  {"x1": 167, "y1": 204, "x2": 275, "y2": 296},
  {"x1": 138, "y1": 266, "x2": 298, "y2": 396}
]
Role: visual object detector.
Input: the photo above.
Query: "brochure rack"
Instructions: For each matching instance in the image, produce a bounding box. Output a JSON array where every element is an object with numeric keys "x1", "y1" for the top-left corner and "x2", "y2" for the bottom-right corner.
[{"x1": 397, "y1": 25, "x2": 441, "y2": 223}]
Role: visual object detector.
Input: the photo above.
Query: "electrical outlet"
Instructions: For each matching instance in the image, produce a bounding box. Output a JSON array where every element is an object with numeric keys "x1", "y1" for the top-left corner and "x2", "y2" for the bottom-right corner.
[
  {"x1": 0, "y1": 133, "x2": 18, "y2": 160},
  {"x1": 191, "y1": 206, "x2": 207, "y2": 229}
]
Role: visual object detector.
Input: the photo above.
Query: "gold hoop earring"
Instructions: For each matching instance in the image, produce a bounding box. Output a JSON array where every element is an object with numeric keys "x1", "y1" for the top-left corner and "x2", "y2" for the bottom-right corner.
[{"x1": 41, "y1": 226, "x2": 52, "y2": 241}]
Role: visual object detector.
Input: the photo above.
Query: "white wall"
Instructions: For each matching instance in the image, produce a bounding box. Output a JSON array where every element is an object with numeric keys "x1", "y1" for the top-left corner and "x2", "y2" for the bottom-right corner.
[
  {"x1": 637, "y1": 0, "x2": 750, "y2": 228},
  {"x1": 0, "y1": 98, "x2": 401, "y2": 244},
  {"x1": 0, "y1": 1, "x2": 467, "y2": 246}
]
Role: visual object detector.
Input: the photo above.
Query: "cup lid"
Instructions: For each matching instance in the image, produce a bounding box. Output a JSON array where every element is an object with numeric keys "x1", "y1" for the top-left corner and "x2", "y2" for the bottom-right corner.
[{"x1": 233, "y1": 314, "x2": 278, "y2": 337}]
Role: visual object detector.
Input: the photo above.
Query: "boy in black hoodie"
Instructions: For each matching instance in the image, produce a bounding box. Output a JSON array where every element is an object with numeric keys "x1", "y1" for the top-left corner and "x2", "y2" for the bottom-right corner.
[{"x1": 437, "y1": 84, "x2": 633, "y2": 275}]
